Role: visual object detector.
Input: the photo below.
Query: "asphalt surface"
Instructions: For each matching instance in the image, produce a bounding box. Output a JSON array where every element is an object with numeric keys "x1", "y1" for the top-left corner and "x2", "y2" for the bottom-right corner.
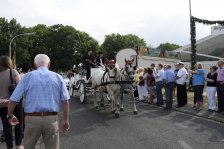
[{"x1": 1, "y1": 92, "x2": 224, "y2": 149}]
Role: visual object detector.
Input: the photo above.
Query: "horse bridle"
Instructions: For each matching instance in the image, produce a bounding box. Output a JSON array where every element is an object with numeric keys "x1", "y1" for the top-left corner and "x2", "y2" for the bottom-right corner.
[
  {"x1": 101, "y1": 66, "x2": 118, "y2": 85},
  {"x1": 120, "y1": 65, "x2": 135, "y2": 88},
  {"x1": 121, "y1": 65, "x2": 134, "y2": 80}
]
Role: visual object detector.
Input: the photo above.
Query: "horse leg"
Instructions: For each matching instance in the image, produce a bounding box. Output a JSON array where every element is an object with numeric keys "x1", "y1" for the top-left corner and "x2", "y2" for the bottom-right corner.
[
  {"x1": 107, "y1": 90, "x2": 115, "y2": 113},
  {"x1": 111, "y1": 100, "x2": 116, "y2": 114},
  {"x1": 114, "y1": 91, "x2": 120, "y2": 118},
  {"x1": 68, "y1": 78, "x2": 73, "y2": 96},
  {"x1": 99, "y1": 87, "x2": 105, "y2": 107},
  {"x1": 72, "y1": 89, "x2": 74, "y2": 97},
  {"x1": 120, "y1": 88, "x2": 124, "y2": 111},
  {"x1": 92, "y1": 88, "x2": 99, "y2": 109},
  {"x1": 131, "y1": 88, "x2": 138, "y2": 115},
  {"x1": 106, "y1": 94, "x2": 111, "y2": 103},
  {"x1": 68, "y1": 81, "x2": 73, "y2": 96},
  {"x1": 69, "y1": 85, "x2": 73, "y2": 96}
]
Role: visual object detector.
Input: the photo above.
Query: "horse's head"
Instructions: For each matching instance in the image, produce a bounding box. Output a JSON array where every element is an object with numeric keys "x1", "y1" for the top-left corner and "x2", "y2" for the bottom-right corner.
[
  {"x1": 124, "y1": 58, "x2": 135, "y2": 77},
  {"x1": 107, "y1": 59, "x2": 116, "y2": 70},
  {"x1": 106, "y1": 59, "x2": 120, "y2": 79}
]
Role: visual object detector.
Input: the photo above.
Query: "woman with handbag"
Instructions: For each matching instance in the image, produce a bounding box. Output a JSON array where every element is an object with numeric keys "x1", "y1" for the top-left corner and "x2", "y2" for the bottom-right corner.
[{"x1": 0, "y1": 56, "x2": 23, "y2": 149}]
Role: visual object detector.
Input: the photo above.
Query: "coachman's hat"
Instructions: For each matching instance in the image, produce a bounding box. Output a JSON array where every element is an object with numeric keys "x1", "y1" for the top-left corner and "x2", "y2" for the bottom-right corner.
[{"x1": 108, "y1": 59, "x2": 116, "y2": 65}]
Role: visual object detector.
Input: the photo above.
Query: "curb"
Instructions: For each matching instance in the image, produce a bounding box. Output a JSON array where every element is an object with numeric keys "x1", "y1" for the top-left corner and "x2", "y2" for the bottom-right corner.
[
  {"x1": 137, "y1": 100, "x2": 224, "y2": 123},
  {"x1": 172, "y1": 108, "x2": 224, "y2": 123}
]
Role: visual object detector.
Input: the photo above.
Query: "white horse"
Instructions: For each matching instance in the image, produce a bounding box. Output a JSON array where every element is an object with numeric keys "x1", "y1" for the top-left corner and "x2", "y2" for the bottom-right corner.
[
  {"x1": 119, "y1": 58, "x2": 138, "y2": 114},
  {"x1": 91, "y1": 60, "x2": 122, "y2": 118}
]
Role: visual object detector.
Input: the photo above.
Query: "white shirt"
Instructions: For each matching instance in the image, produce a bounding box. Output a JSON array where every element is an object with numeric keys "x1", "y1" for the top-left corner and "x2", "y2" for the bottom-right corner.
[
  {"x1": 176, "y1": 67, "x2": 188, "y2": 85},
  {"x1": 155, "y1": 69, "x2": 164, "y2": 82},
  {"x1": 152, "y1": 68, "x2": 157, "y2": 77}
]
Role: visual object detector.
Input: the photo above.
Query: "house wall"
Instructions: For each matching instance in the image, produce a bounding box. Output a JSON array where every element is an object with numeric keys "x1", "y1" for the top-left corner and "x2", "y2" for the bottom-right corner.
[
  {"x1": 116, "y1": 48, "x2": 218, "y2": 75},
  {"x1": 138, "y1": 56, "x2": 218, "y2": 74}
]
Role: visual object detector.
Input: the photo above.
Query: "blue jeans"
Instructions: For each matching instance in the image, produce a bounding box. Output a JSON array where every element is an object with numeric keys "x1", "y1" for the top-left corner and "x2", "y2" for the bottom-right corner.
[
  {"x1": 165, "y1": 82, "x2": 174, "y2": 108},
  {"x1": 156, "y1": 81, "x2": 163, "y2": 104}
]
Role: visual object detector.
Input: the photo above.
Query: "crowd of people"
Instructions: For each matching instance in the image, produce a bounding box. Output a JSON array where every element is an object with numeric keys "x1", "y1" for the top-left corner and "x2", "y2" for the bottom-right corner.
[{"x1": 133, "y1": 60, "x2": 224, "y2": 112}]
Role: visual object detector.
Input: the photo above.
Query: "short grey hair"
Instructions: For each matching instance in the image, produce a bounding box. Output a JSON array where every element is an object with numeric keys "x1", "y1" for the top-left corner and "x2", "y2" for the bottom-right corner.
[
  {"x1": 218, "y1": 59, "x2": 224, "y2": 64},
  {"x1": 34, "y1": 54, "x2": 50, "y2": 67},
  {"x1": 166, "y1": 65, "x2": 171, "y2": 69}
]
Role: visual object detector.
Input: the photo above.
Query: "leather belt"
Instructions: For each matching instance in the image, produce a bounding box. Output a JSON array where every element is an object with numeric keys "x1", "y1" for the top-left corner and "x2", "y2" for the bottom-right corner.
[{"x1": 25, "y1": 112, "x2": 58, "y2": 116}]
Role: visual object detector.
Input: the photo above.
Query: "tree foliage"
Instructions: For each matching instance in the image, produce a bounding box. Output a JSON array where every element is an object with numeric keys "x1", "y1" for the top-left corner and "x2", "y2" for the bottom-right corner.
[
  {"x1": 1, "y1": 17, "x2": 148, "y2": 70},
  {"x1": 0, "y1": 17, "x2": 99, "y2": 71},
  {"x1": 101, "y1": 33, "x2": 146, "y2": 59},
  {"x1": 157, "y1": 42, "x2": 181, "y2": 51},
  {"x1": 0, "y1": 18, "x2": 24, "y2": 56}
]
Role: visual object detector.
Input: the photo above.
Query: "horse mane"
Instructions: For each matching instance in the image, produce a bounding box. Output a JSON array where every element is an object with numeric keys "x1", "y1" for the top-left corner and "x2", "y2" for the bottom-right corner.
[
  {"x1": 115, "y1": 63, "x2": 120, "y2": 69},
  {"x1": 104, "y1": 62, "x2": 121, "y2": 81},
  {"x1": 115, "y1": 63, "x2": 121, "y2": 80}
]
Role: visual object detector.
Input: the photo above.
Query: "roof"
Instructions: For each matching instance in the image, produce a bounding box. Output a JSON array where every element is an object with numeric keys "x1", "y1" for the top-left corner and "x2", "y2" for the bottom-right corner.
[{"x1": 175, "y1": 34, "x2": 224, "y2": 61}]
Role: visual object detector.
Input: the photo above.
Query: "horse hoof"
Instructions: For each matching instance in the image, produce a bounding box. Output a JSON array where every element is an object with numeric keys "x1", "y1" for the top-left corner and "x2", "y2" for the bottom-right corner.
[
  {"x1": 111, "y1": 110, "x2": 116, "y2": 114},
  {"x1": 81, "y1": 100, "x2": 86, "y2": 104},
  {"x1": 95, "y1": 106, "x2": 99, "y2": 109},
  {"x1": 100, "y1": 103, "x2": 104, "y2": 107},
  {"x1": 115, "y1": 113, "x2": 120, "y2": 118},
  {"x1": 133, "y1": 111, "x2": 138, "y2": 115},
  {"x1": 120, "y1": 108, "x2": 124, "y2": 111}
]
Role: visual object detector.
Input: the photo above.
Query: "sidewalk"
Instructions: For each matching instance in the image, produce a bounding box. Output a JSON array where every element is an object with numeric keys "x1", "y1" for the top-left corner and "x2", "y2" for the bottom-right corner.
[
  {"x1": 172, "y1": 102, "x2": 224, "y2": 123},
  {"x1": 159, "y1": 90, "x2": 224, "y2": 123}
]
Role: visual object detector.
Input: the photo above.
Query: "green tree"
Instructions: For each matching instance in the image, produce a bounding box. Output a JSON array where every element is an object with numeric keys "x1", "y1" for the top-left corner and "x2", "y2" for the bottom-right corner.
[
  {"x1": 0, "y1": 18, "x2": 24, "y2": 56},
  {"x1": 101, "y1": 33, "x2": 146, "y2": 59},
  {"x1": 45, "y1": 24, "x2": 99, "y2": 71},
  {"x1": 157, "y1": 42, "x2": 181, "y2": 58},
  {"x1": 0, "y1": 17, "x2": 10, "y2": 56},
  {"x1": 0, "y1": 17, "x2": 29, "y2": 66},
  {"x1": 157, "y1": 42, "x2": 181, "y2": 51},
  {"x1": 0, "y1": 17, "x2": 149, "y2": 70}
]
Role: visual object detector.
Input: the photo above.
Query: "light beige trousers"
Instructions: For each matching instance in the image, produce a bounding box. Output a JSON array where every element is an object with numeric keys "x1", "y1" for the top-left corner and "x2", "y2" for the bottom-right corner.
[{"x1": 24, "y1": 115, "x2": 59, "y2": 149}]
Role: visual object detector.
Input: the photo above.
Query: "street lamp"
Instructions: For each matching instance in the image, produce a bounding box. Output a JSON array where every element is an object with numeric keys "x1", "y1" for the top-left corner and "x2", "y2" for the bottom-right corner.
[
  {"x1": 189, "y1": 0, "x2": 192, "y2": 18},
  {"x1": 9, "y1": 32, "x2": 36, "y2": 59}
]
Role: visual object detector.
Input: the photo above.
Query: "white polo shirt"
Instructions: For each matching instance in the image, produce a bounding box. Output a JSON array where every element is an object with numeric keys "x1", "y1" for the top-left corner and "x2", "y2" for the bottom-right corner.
[
  {"x1": 155, "y1": 69, "x2": 164, "y2": 82},
  {"x1": 176, "y1": 67, "x2": 188, "y2": 85}
]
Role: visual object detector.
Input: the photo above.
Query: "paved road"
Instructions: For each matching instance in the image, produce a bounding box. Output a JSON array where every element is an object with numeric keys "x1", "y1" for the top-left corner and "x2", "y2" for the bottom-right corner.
[{"x1": 1, "y1": 93, "x2": 224, "y2": 149}]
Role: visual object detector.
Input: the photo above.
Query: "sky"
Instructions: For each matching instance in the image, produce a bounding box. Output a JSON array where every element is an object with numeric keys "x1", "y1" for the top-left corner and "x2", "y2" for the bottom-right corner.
[{"x1": 0, "y1": 0, "x2": 224, "y2": 47}]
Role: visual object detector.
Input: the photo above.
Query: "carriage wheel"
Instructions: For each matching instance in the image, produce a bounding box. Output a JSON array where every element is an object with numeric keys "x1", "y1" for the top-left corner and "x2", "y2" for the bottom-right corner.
[{"x1": 79, "y1": 82, "x2": 86, "y2": 103}]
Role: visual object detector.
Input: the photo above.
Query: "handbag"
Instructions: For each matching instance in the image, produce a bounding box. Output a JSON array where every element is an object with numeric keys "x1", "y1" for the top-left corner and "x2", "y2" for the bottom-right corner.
[
  {"x1": 0, "y1": 69, "x2": 15, "y2": 107},
  {"x1": 8, "y1": 69, "x2": 16, "y2": 95}
]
